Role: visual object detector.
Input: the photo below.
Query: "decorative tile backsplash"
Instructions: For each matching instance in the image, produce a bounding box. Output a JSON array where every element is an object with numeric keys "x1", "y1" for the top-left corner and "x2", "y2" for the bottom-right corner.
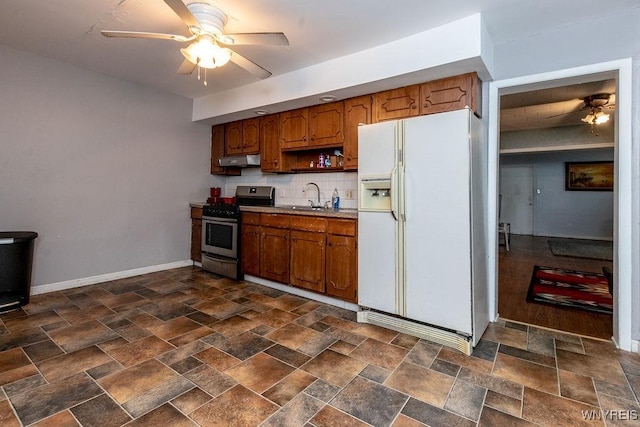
[{"x1": 222, "y1": 169, "x2": 359, "y2": 209}]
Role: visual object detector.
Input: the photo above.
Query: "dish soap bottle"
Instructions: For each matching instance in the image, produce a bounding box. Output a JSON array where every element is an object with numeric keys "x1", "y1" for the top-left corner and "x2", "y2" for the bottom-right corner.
[{"x1": 332, "y1": 188, "x2": 340, "y2": 210}]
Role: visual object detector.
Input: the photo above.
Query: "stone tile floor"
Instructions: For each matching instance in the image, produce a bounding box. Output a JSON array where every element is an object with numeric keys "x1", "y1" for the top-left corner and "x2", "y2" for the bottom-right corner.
[{"x1": 0, "y1": 266, "x2": 638, "y2": 426}]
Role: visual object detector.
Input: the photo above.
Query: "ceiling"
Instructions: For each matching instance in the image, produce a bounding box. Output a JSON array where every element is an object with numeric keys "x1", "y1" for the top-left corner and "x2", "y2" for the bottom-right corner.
[
  {"x1": 0, "y1": 1, "x2": 634, "y2": 130},
  {"x1": 500, "y1": 79, "x2": 617, "y2": 132}
]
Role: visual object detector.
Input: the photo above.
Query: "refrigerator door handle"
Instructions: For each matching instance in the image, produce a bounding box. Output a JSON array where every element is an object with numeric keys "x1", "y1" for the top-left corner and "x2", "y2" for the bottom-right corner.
[
  {"x1": 398, "y1": 164, "x2": 406, "y2": 222},
  {"x1": 390, "y1": 165, "x2": 399, "y2": 221}
]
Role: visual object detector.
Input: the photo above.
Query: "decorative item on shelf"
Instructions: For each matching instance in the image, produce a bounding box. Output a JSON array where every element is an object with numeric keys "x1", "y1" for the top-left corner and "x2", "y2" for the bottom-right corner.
[
  {"x1": 324, "y1": 154, "x2": 332, "y2": 168},
  {"x1": 334, "y1": 150, "x2": 344, "y2": 167},
  {"x1": 318, "y1": 153, "x2": 325, "y2": 168}
]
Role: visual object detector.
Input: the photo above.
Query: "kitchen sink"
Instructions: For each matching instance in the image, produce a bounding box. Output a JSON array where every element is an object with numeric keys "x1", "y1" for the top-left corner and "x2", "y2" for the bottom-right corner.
[{"x1": 288, "y1": 205, "x2": 326, "y2": 211}]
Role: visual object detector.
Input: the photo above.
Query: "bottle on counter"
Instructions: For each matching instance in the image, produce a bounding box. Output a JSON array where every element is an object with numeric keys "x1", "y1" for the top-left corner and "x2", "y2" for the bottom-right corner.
[{"x1": 332, "y1": 188, "x2": 340, "y2": 210}]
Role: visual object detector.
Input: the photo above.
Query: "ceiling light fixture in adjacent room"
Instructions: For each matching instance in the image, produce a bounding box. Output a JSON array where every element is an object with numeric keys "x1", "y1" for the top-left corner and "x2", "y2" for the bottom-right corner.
[{"x1": 581, "y1": 108, "x2": 610, "y2": 125}]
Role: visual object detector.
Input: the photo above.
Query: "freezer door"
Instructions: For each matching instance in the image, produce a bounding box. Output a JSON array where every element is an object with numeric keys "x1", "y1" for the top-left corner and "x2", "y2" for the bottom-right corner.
[
  {"x1": 357, "y1": 120, "x2": 401, "y2": 315},
  {"x1": 357, "y1": 211, "x2": 399, "y2": 314},
  {"x1": 402, "y1": 110, "x2": 473, "y2": 335},
  {"x1": 357, "y1": 121, "x2": 397, "y2": 176}
]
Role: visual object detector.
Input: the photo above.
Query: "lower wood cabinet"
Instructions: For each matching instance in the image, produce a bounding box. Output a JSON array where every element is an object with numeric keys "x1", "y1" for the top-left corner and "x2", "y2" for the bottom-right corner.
[
  {"x1": 190, "y1": 207, "x2": 202, "y2": 262},
  {"x1": 326, "y1": 220, "x2": 358, "y2": 302},
  {"x1": 241, "y1": 224, "x2": 261, "y2": 276},
  {"x1": 260, "y1": 226, "x2": 290, "y2": 284},
  {"x1": 240, "y1": 212, "x2": 357, "y2": 302},
  {"x1": 290, "y1": 230, "x2": 326, "y2": 293}
]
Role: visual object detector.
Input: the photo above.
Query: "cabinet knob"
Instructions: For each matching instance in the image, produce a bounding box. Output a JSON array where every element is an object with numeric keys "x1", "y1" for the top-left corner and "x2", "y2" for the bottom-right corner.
[{"x1": 411, "y1": 105, "x2": 417, "y2": 109}]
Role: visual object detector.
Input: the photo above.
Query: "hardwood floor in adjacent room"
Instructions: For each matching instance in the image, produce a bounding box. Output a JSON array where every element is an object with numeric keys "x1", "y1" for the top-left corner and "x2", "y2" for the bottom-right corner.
[{"x1": 498, "y1": 234, "x2": 613, "y2": 340}]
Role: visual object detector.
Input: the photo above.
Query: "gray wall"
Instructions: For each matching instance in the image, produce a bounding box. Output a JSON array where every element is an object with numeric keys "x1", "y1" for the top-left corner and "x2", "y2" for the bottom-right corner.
[
  {"x1": 0, "y1": 44, "x2": 219, "y2": 288},
  {"x1": 492, "y1": 6, "x2": 640, "y2": 341},
  {"x1": 501, "y1": 149, "x2": 614, "y2": 239}
]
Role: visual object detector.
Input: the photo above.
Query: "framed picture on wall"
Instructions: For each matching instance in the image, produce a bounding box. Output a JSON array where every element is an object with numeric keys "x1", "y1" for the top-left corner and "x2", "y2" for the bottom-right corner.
[{"x1": 565, "y1": 161, "x2": 614, "y2": 191}]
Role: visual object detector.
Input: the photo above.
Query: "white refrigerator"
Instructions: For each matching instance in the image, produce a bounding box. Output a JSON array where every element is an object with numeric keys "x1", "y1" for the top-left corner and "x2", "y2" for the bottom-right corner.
[{"x1": 357, "y1": 108, "x2": 489, "y2": 352}]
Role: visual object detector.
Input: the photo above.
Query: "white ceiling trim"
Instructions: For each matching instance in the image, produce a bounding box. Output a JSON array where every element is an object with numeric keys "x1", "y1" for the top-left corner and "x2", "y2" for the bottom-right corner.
[{"x1": 193, "y1": 14, "x2": 493, "y2": 123}]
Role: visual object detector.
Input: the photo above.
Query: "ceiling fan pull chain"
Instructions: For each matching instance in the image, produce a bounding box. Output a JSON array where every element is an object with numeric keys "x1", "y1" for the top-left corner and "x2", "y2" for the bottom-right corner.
[{"x1": 204, "y1": 68, "x2": 208, "y2": 86}]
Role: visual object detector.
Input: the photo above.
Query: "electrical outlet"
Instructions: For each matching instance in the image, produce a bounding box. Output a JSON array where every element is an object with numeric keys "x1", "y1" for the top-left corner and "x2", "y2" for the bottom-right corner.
[
  {"x1": 344, "y1": 189, "x2": 354, "y2": 199},
  {"x1": 279, "y1": 189, "x2": 286, "y2": 198}
]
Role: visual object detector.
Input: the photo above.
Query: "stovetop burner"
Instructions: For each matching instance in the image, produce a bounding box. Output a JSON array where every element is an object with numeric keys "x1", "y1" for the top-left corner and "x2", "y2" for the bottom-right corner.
[{"x1": 202, "y1": 185, "x2": 275, "y2": 219}]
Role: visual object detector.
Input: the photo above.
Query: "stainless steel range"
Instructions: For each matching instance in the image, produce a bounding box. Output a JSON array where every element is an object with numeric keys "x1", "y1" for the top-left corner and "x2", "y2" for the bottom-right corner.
[{"x1": 201, "y1": 185, "x2": 275, "y2": 279}]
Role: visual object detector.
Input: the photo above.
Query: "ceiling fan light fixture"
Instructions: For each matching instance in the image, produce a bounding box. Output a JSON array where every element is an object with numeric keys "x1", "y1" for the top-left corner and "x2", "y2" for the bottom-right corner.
[
  {"x1": 181, "y1": 37, "x2": 231, "y2": 69},
  {"x1": 581, "y1": 108, "x2": 610, "y2": 125},
  {"x1": 595, "y1": 112, "x2": 610, "y2": 125}
]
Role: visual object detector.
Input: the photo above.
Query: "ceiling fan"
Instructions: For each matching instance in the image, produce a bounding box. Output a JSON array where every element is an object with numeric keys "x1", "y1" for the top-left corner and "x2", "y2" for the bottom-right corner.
[
  {"x1": 101, "y1": 0, "x2": 289, "y2": 84},
  {"x1": 548, "y1": 93, "x2": 615, "y2": 125}
]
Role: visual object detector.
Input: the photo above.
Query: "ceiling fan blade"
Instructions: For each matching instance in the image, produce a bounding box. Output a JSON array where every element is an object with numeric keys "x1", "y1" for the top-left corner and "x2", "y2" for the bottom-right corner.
[
  {"x1": 101, "y1": 30, "x2": 192, "y2": 42},
  {"x1": 164, "y1": 0, "x2": 201, "y2": 30},
  {"x1": 223, "y1": 32, "x2": 289, "y2": 46},
  {"x1": 229, "y1": 50, "x2": 272, "y2": 79},
  {"x1": 177, "y1": 59, "x2": 197, "y2": 75}
]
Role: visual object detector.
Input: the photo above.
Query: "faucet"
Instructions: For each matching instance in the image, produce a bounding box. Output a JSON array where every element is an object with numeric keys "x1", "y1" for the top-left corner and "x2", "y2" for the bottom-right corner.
[{"x1": 303, "y1": 182, "x2": 321, "y2": 208}]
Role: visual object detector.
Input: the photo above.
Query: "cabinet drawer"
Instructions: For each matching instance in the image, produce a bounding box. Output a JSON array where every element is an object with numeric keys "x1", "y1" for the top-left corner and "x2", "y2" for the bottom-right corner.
[
  {"x1": 242, "y1": 212, "x2": 260, "y2": 225},
  {"x1": 290, "y1": 216, "x2": 326, "y2": 232},
  {"x1": 327, "y1": 219, "x2": 356, "y2": 236},
  {"x1": 191, "y1": 207, "x2": 203, "y2": 220},
  {"x1": 261, "y1": 213, "x2": 291, "y2": 228}
]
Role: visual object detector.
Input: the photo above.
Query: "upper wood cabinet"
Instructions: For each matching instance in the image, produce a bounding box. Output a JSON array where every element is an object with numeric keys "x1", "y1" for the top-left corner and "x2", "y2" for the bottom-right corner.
[
  {"x1": 225, "y1": 119, "x2": 260, "y2": 156},
  {"x1": 308, "y1": 101, "x2": 344, "y2": 147},
  {"x1": 420, "y1": 72, "x2": 481, "y2": 116},
  {"x1": 260, "y1": 114, "x2": 292, "y2": 173},
  {"x1": 372, "y1": 85, "x2": 420, "y2": 122},
  {"x1": 280, "y1": 108, "x2": 309, "y2": 150},
  {"x1": 242, "y1": 118, "x2": 260, "y2": 154},
  {"x1": 343, "y1": 95, "x2": 372, "y2": 171},
  {"x1": 211, "y1": 124, "x2": 240, "y2": 176},
  {"x1": 224, "y1": 120, "x2": 243, "y2": 155}
]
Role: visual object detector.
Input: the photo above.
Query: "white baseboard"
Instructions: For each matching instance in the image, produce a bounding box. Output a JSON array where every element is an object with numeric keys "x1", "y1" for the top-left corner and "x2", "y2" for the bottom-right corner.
[
  {"x1": 632, "y1": 340, "x2": 639, "y2": 354},
  {"x1": 31, "y1": 260, "x2": 194, "y2": 295},
  {"x1": 244, "y1": 275, "x2": 359, "y2": 312}
]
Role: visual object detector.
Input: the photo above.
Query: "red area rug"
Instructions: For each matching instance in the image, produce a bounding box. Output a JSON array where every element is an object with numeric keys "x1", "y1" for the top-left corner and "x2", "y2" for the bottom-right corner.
[{"x1": 526, "y1": 266, "x2": 613, "y2": 315}]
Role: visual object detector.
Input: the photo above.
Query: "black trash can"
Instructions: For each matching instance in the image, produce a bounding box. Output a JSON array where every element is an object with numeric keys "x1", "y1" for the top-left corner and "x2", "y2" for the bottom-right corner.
[{"x1": 0, "y1": 231, "x2": 38, "y2": 312}]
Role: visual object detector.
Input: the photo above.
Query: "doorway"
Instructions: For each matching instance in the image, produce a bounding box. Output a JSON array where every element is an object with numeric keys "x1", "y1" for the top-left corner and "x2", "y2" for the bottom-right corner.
[{"x1": 487, "y1": 59, "x2": 633, "y2": 351}]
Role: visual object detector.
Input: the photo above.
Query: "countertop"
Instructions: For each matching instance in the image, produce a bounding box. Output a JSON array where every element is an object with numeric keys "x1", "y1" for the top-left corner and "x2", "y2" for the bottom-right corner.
[
  {"x1": 241, "y1": 205, "x2": 358, "y2": 219},
  {"x1": 190, "y1": 202, "x2": 207, "y2": 208}
]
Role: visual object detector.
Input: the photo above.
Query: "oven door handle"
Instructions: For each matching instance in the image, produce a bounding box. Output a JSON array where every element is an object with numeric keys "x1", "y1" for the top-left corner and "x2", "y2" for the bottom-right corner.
[{"x1": 202, "y1": 216, "x2": 238, "y2": 223}]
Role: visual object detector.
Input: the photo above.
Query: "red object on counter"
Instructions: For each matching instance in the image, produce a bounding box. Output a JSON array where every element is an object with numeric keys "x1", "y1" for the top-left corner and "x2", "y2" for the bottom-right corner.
[{"x1": 210, "y1": 187, "x2": 221, "y2": 197}]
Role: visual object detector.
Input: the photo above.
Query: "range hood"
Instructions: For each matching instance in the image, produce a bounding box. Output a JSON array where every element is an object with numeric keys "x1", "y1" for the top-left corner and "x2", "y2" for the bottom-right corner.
[{"x1": 218, "y1": 154, "x2": 261, "y2": 167}]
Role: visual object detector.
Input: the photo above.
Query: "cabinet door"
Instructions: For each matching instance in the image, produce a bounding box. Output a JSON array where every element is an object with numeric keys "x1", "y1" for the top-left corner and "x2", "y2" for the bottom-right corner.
[
  {"x1": 242, "y1": 118, "x2": 260, "y2": 154},
  {"x1": 261, "y1": 114, "x2": 290, "y2": 172},
  {"x1": 260, "y1": 227, "x2": 290, "y2": 284},
  {"x1": 241, "y1": 224, "x2": 261, "y2": 276},
  {"x1": 225, "y1": 120, "x2": 243, "y2": 155},
  {"x1": 308, "y1": 101, "x2": 343, "y2": 147},
  {"x1": 290, "y1": 230, "x2": 325, "y2": 293},
  {"x1": 280, "y1": 108, "x2": 309, "y2": 150},
  {"x1": 326, "y1": 234, "x2": 357, "y2": 302},
  {"x1": 211, "y1": 124, "x2": 241, "y2": 176},
  {"x1": 190, "y1": 218, "x2": 202, "y2": 262},
  {"x1": 420, "y1": 72, "x2": 481, "y2": 116},
  {"x1": 343, "y1": 95, "x2": 372, "y2": 170},
  {"x1": 372, "y1": 85, "x2": 420, "y2": 122}
]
